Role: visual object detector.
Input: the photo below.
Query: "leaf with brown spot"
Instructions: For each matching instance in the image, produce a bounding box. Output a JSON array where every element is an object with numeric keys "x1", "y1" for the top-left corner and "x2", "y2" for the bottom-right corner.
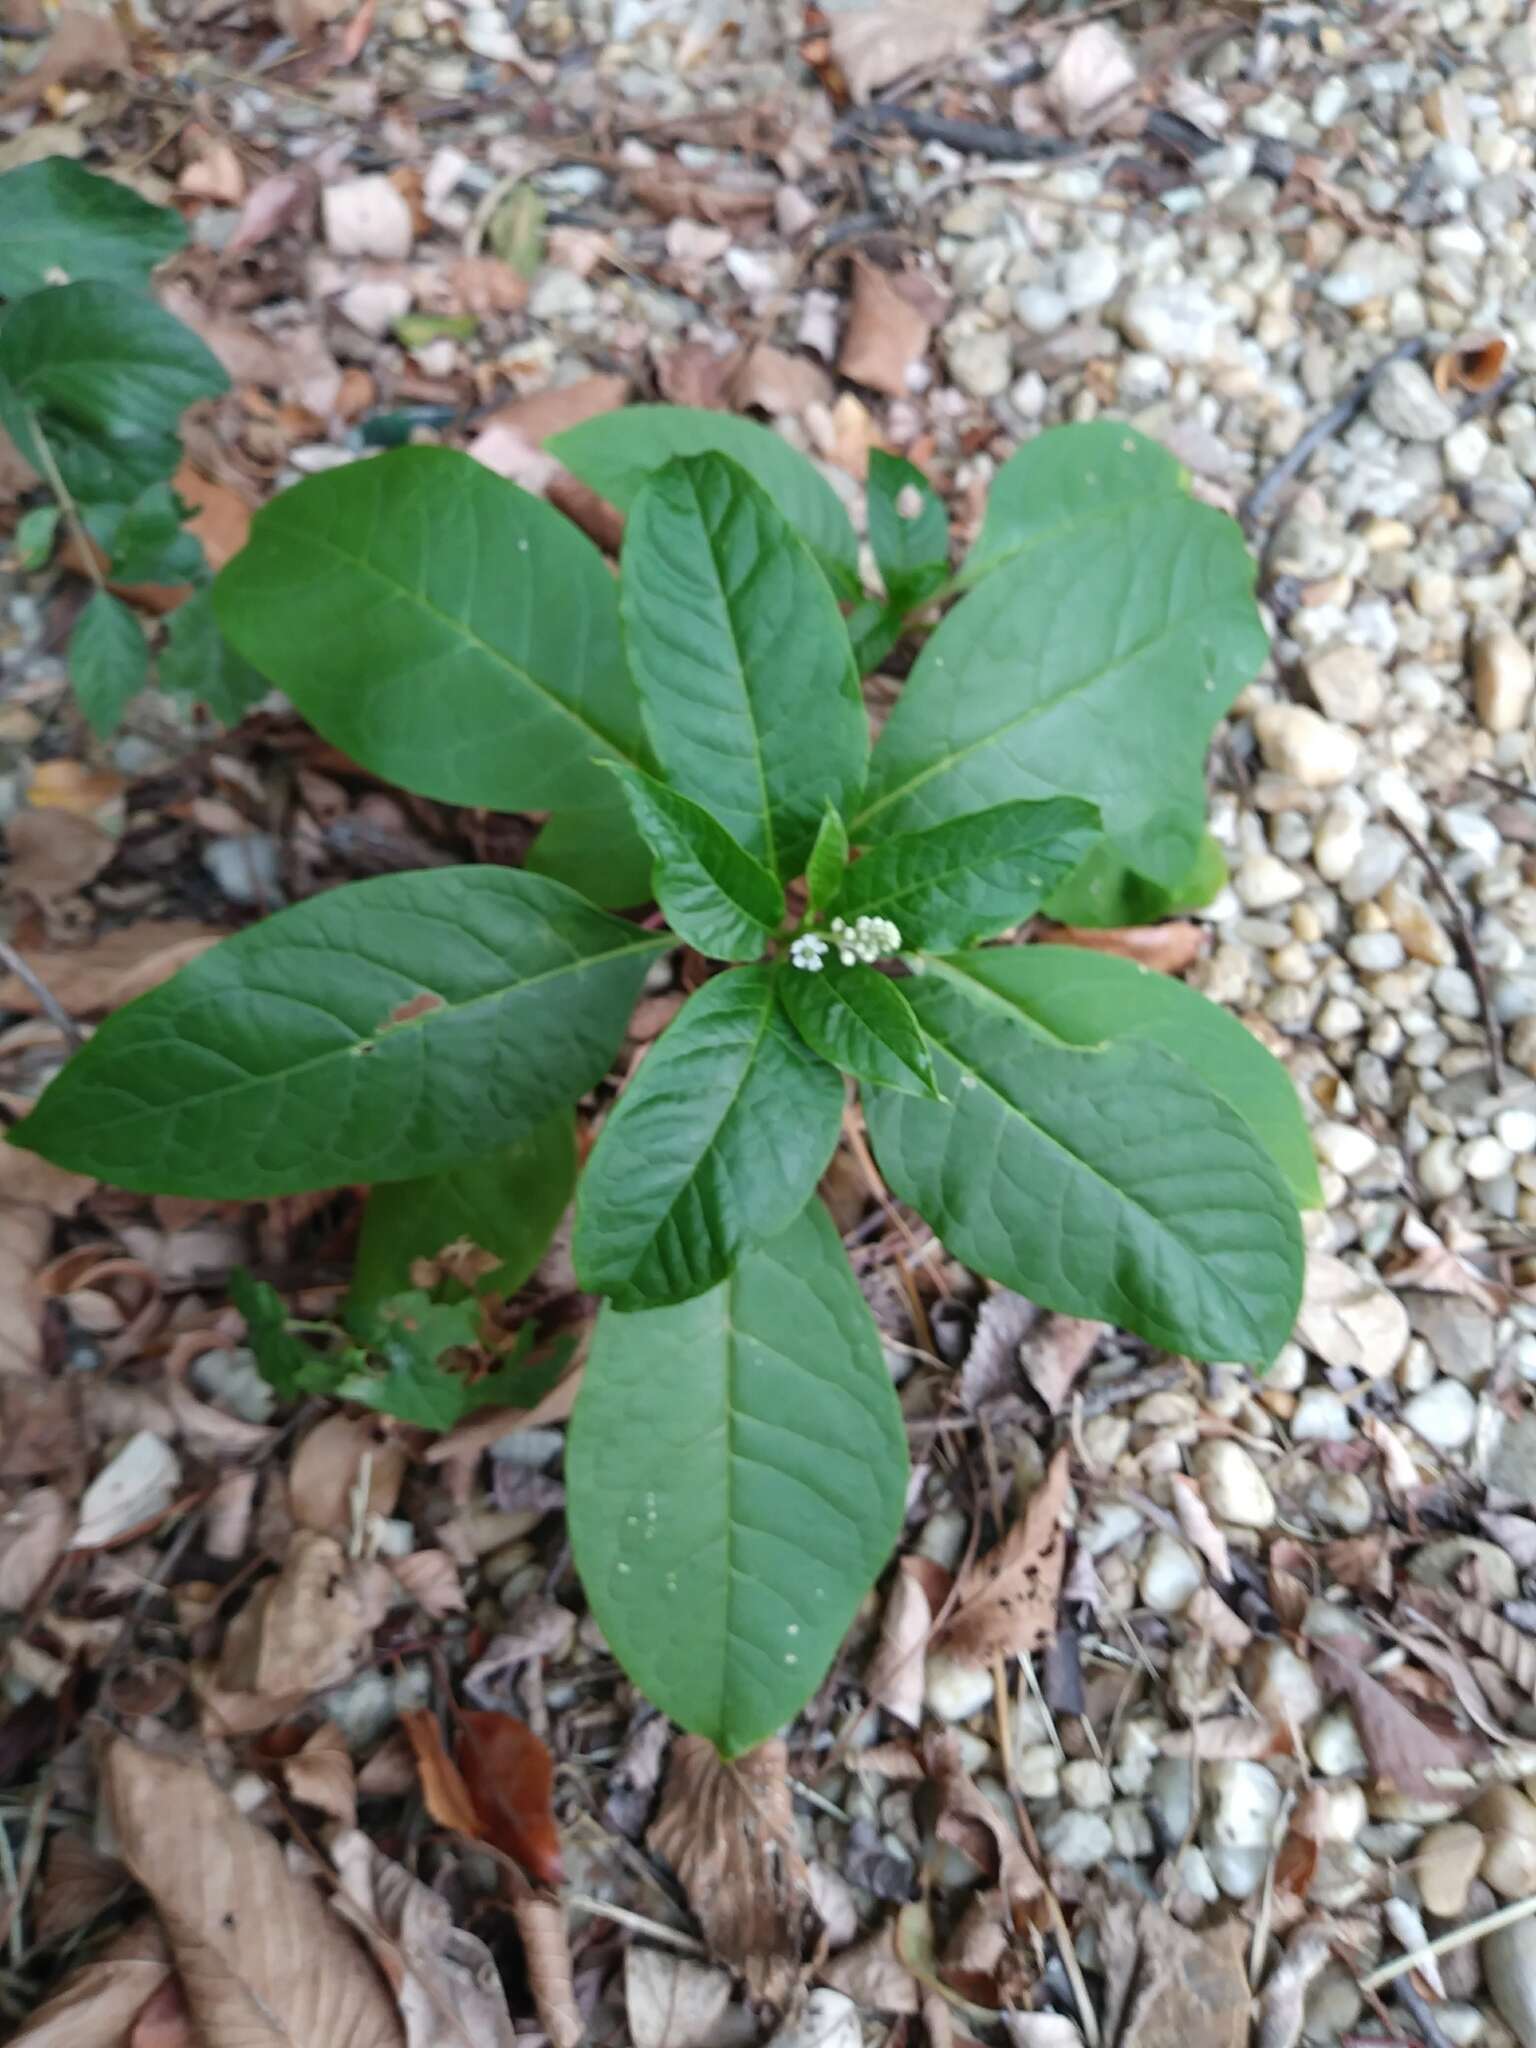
[
  {"x1": 103, "y1": 1741, "x2": 406, "y2": 2048},
  {"x1": 648, "y1": 1736, "x2": 808, "y2": 2007},
  {"x1": 382, "y1": 991, "x2": 447, "y2": 1029},
  {"x1": 938, "y1": 1447, "x2": 1069, "y2": 1666}
]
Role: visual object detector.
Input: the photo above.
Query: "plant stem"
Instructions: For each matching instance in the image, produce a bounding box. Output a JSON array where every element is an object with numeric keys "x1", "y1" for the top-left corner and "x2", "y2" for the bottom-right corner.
[{"x1": 27, "y1": 419, "x2": 107, "y2": 596}]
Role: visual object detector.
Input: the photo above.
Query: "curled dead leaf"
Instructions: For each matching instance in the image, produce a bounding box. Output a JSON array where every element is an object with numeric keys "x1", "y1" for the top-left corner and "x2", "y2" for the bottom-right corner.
[
  {"x1": 217, "y1": 1529, "x2": 375, "y2": 1700},
  {"x1": 8, "y1": 1918, "x2": 173, "y2": 2047},
  {"x1": 1169, "y1": 1473, "x2": 1232, "y2": 1584},
  {"x1": 863, "y1": 1557, "x2": 935, "y2": 1729},
  {"x1": 1432, "y1": 332, "x2": 1508, "y2": 396},
  {"x1": 938, "y1": 1447, "x2": 1069, "y2": 1666},
  {"x1": 401, "y1": 1708, "x2": 483, "y2": 1837},
  {"x1": 31, "y1": 1829, "x2": 129, "y2": 1946},
  {"x1": 1048, "y1": 921, "x2": 1205, "y2": 975},
  {"x1": 0, "y1": 1484, "x2": 72, "y2": 1609},
  {"x1": 456, "y1": 1709, "x2": 564, "y2": 1888},
  {"x1": 510, "y1": 1890, "x2": 582, "y2": 2048},
  {"x1": 648, "y1": 1736, "x2": 808, "y2": 2007},
  {"x1": 923, "y1": 1730, "x2": 1045, "y2": 1932},
  {"x1": 103, "y1": 1740, "x2": 406, "y2": 2048}
]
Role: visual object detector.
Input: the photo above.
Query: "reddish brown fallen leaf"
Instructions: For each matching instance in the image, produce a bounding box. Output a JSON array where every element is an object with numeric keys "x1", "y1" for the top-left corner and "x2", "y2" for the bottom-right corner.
[
  {"x1": 400, "y1": 1708, "x2": 484, "y2": 1837},
  {"x1": 839, "y1": 255, "x2": 945, "y2": 399},
  {"x1": 1120, "y1": 1906, "x2": 1249, "y2": 2048},
  {"x1": 456, "y1": 1709, "x2": 564, "y2": 1888},
  {"x1": 177, "y1": 133, "x2": 245, "y2": 207},
  {"x1": 440, "y1": 256, "x2": 528, "y2": 316},
  {"x1": 103, "y1": 1741, "x2": 406, "y2": 2048},
  {"x1": 624, "y1": 166, "x2": 774, "y2": 225},
  {"x1": 9, "y1": 1917, "x2": 173, "y2": 2046},
  {"x1": 1048, "y1": 921, "x2": 1205, "y2": 975},
  {"x1": 648, "y1": 1736, "x2": 808, "y2": 2007},
  {"x1": 1274, "y1": 1783, "x2": 1329, "y2": 1904},
  {"x1": 0, "y1": 921, "x2": 223, "y2": 1018},
  {"x1": 923, "y1": 1730, "x2": 1045, "y2": 1931},
  {"x1": 829, "y1": 0, "x2": 987, "y2": 102},
  {"x1": 657, "y1": 340, "x2": 740, "y2": 409},
  {"x1": 938, "y1": 1446, "x2": 1069, "y2": 1666}
]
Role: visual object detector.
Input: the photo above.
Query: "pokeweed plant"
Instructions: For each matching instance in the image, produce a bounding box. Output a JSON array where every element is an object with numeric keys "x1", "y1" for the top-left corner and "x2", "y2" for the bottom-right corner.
[
  {"x1": 12, "y1": 406, "x2": 1319, "y2": 1757},
  {"x1": 0, "y1": 157, "x2": 263, "y2": 732}
]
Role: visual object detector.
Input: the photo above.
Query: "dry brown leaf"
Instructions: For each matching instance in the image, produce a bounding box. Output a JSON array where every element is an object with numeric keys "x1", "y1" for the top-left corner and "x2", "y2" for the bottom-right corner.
[
  {"x1": 474, "y1": 373, "x2": 629, "y2": 449},
  {"x1": 656, "y1": 340, "x2": 739, "y2": 409},
  {"x1": 217, "y1": 1530, "x2": 375, "y2": 1698},
  {"x1": 159, "y1": 284, "x2": 289, "y2": 388},
  {"x1": 939, "y1": 1446, "x2": 1069, "y2": 1666},
  {"x1": 729, "y1": 342, "x2": 832, "y2": 416},
  {"x1": 400, "y1": 1709, "x2": 485, "y2": 1837},
  {"x1": 1024, "y1": 1313, "x2": 1105, "y2": 1414},
  {"x1": 25, "y1": 758, "x2": 126, "y2": 819},
  {"x1": 839, "y1": 256, "x2": 942, "y2": 399},
  {"x1": 1160, "y1": 1716, "x2": 1291, "y2": 1762},
  {"x1": 1183, "y1": 1585, "x2": 1252, "y2": 1660},
  {"x1": 624, "y1": 1948, "x2": 735, "y2": 2048},
  {"x1": 8, "y1": 1917, "x2": 173, "y2": 2047},
  {"x1": 31, "y1": 1830, "x2": 128, "y2": 1946},
  {"x1": 1169, "y1": 1473, "x2": 1232, "y2": 1584},
  {"x1": 289, "y1": 1412, "x2": 406, "y2": 1534},
  {"x1": 104, "y1": 1740, "x2": 406, "y2": 2048},
  {"x1": 960, "y1": 1290, "x2": 1035, "y2": 1408},
  {"x1": 0, "y1": 1484, "x2": 72, "y2": 1609},
  {"x1": 205, "y1": 1468, "x2": 258, "y2": 1561},
  {"x1": 174, "y1": 464, "x2": 253, "y2": 573},
  {"x1": 1388, "y1": 1213, "x2": 1508, "y2": 1313},
  {"x1": 923, "y1": 1730, "x2": 1045, "y2": 1930},
  {"x1": 863, "y1": 1557, "x2": 934, "y2": 1729},
  {"x1": 1274, "y1": 1783, "x2": 1329, "y2": 1904},
  {"x1": 439, "y1": 257, "x2": 528, "y2": 316},
  {"x1": 820, "y1": 1919, "x2": 921, "y2": 2014},
  {"x1": 1452, "y1": 1600, "x2": 1536, "y2": 1699},
  {"x1": 1048, "y1": 922, "x2": 1205, "y2": 974},
  {"x1": 284, "y1": 1722, "x2": 358, "y2": 1828},
  {"x1": 0, "y1": 1205, "x2": 56, "y2": 1376},
  {"x1": 648, "y1": 1736, "x2": 808, "y2": 2007},
  {"x1": 1255, "y1": 1926, "x2": 1335, "y2": 2048},
  {"x1": 329, "y1": 1828, "x2": 517, "y2": 2048},
  {"x1": 1045, "y1": 21, "x2": 1138, "y2": 136},
  {"x1": 227, "y1": 170, "x2": 315, "y2": 252},
  {"x1": 0, "y1": 922, "x2": 223, "y2": 1018},
  {"x1": 424, "y1": 1366, "x2": 582, "y2": 1465},
  {"x1": 625, "y1": 166, "x2": 774, "y2": 225},
  {"x1": 4, "y1": 809, "x2": 114, "y2": 907},
  {"x1": 1120, "y1": 1905, "x2": 1248, "y2": 2048},
  {"x1": 177, "y1": 134, "x2": 245, "y2": 207},
  {"x1": 1296, "y1": 1252, "x2": 1410, "y2": 1379},
  {"x1": 1316, "y1": 1638, "x2": 1484, "y2": 1797},
  {"x1": 0, "y1": 4, "x2": 131, "y2": 109},
  {"x1": 389, "y1": 1548, "x2": 467, "y2": 1618},
  {"x1": 510, "y1": 1891, "x2": 582, "y2": 2048},
  {"x1": 828, "y1": 0, "x2": 988, "y2": 102},
  {"x1": 1361, "y1": 1413, "x2": 1423, "y2": 1501}
]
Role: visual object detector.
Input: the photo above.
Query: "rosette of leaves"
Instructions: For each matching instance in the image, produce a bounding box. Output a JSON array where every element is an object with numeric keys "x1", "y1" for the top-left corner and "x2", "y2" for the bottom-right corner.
[
  {"x1": 13, "y1": 410, "x2": 1316, "y2": 1756},
  {"x1": 0, "y1": 158, "x2": 264, "y2": 731}
]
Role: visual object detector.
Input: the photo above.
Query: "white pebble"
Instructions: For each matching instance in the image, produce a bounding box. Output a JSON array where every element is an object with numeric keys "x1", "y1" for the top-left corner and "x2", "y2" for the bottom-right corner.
[
  {"x1": 1496, "y1": 1109, "x2": 1536, "y2": 1156},
  {"x1": 1418, "y1": 1134, "x2": 1466, "y2": 1200},
  {"x1": 1139, "y1": 1531, "x2": 1203, "y2": 1614},
  {"x1": 1060, "y1": 1759, "x2": 1114, "y2": 1810},
  {"x1": 1039, "y1": 1809, "x2": 1114, "y2": 1871},
  {"x1": 1253, "y1": 704, "x2": 1361, "y2": 789},
  {"x1": 1462, "y1": 1135, "x2": 1515, "y2": 1181},
  {"x1": 1314, "y1": 1121, "x2": 1378, "y2": 1178},
  {"x1": 923, "y1": 1653, "x2": 995, "y2": 1723},
  {"x1": 1401, "y1": 1378, "x2": 1477, "y2": 1452},
  {"x1": 1293, "y1": 1388, "x2": 1354, "y2": 1443}
]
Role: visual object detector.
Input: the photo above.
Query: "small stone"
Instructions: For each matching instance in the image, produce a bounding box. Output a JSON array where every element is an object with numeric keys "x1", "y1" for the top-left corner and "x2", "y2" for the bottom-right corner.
[
  {"x1": 1118, "y1": 282, "x2": 1227, "y2": 363},
  {"x1": 529, "y1": 267, "x2": 597, "y2": 323},
  {"x1": 1309, "y1": 1705, "x2": 1368, "y2": 1777},
  {"x1": 1139, "y1": 1531, "x2": 1203, "y2": 1613},
  {"x1": 1109, "y1": 1800, "x2": 1153, "y2": 1860},
  {"x1": 1314, "y1": 1120, "x2": 1377, "y2": 1178},
  {"x1": 1193, "y1": 1441, "x2": 1276, "y2": 1528},
  {"x1": 1418, "y1": 1820, "x2": 1485, "y2": 1918},
  {"x1": 1305, "y1": 645, "x2": 1384, "y2": 728},
  {"x1": 1496, "y1": 1109, "x2": 1536, "y2": 1155},
  {"x1": 1322, "y1": 236, "x2": 1418, "y2": 308},
  {"x1": 1014, "y1": 285, "x2": 1070, "y2": 336},
  {"x1": 1253, "y1": 703, "x2": 1361, "y2": 788},
  {"x1": 1347, "y1": 931, "x2": 1407, "y2": 973},
  {"x1": 321, "y1": 175, "x2": 414, "y2": 260},
  {"x1": 1039, "y1": 1808, "x2": 1114, "y2": 1871},
  {"x1": 1060, "y1": 1758, "x2": 1113, "y2": 1810},
  {"x1": 1293, "y1": 1388, "x2": 1353, "y2": 1443},
  {"x1": 1309, "y1": 1471, "x2": 1373, "y2": 1535},
  {"x1": 1203, "y1": 1761, "x2": 1281, "y2": 1898},
  {"x1": 768, "y1": 1990, "x2": 861, "y2": 2048},
  {"x1": 923, "y1": 1653, "x2": 995, "y2": 1723},
  {"x1": 1401, "y1": 1378, "x2": 1477, "y2": 1452},
  {"x1": 202, "y1": 834, "x2": 280, "y2": 907},
  {"x1": 339, "y1": 279, "x2": 413, "y2": 336},
  {"x1": 1471, "y1": 1786, "x2": 1536, "y2": 1900},
  {"x1": 1059, "y1": 244, "x2": 1120, "y2": 311},
  {"x1": 945, "y1": 328, "x2": 1012, "y2": 399},
  {"x1": 1444, "y1": 422, "x2": 1491, "y2": 482},
  {"x1": 1368, "y1": 358, "x2": 1458, "y2": 441},
  {"x1": 1409, "y1": 1537, "x2": 1519, "y2": 1603},
  {"x1": 1441, "y1": 806, "x2": 1502, "y2": 869},
  {"x1": 1314, "y1": 799, "x2": 1367, "y2": 883},
  {"x1": 1148, "y1": 1757, "x2": 1200, "y2": 1848},
  {"x1": 1485, "y1": 1915, "x2": 1536, "y2": 2048},
  {"x1": 1234, "y1": 853, "x2": 1303, "y2": 910},
  {"x1": 1246, "y1": 1640, "x2": 1324, "y2": 1728},
  {"x1": 1317, "y1": 1782, "x2": 1368, "y2": 1844},
  {"x1": 1463, "y1": 1135, "x2": 1514, "y2": 1182},
  {"x1": 1418, "y1": 1134, "x2": 1467, "y2": 1200},
  {"x1": 1474, "y1": 628, "x2": 1535, "y2": 735},
  {"x1": 1016, "y1": 1743, "x2": 1061, "y2": 1801}
]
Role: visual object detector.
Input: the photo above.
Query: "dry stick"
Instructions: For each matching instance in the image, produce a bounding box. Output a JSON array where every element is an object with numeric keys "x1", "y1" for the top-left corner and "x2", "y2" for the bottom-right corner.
[
  {"x1": 1241, "y1": 338, "x2": 1426, "y2": 531},
  {"x1": 564, "y1": 1890, "x2": 709, "y2": 1958},
  {"x1": 1467, "y1": 765, "x2": 1536, "y2": 807},
  {"x1": 1360, "y1": 1888, "x2": 1536, "y2": 1992},
  {"x1": 0, "y1": 940, "x2": 83, "y2": 1052},
  {"x1": 1386, "y1": 810, "x2": 1505, "y2": 1090}
]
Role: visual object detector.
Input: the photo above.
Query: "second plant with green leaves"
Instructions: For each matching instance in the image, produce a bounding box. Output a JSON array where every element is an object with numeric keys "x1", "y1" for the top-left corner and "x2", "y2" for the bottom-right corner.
[{"x1": 13, "y1": 406, "x2": 1316, "y2": 1757}]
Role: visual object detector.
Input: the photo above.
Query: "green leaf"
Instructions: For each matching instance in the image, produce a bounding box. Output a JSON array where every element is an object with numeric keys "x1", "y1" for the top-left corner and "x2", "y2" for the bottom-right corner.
[
  {"x1": 868, "y1": 449, "x2": 949, "y2": 614},
  {"x1": 338, "y1": 1319, "x2": 574, "y2": 1431},
  {"x1": 230, "y1": 1270, "x2": 329, "y2": 1401},
  {"x1": 847, "y1": 597, "x2": 902, "y2": 678},
  {"x1": 0, "y1": 159, "x2": 188, "y2": 297},
  {"x1": 603, "y1": 762, "x2": 784, "y2": 961},
  {"x1": 525, "y1": 799, "x2": 656, "y2": 911},
  {"x1": 12, "y1": 867, "x2": 667, "y2": 1199},
  {"x1": 963, "y1": 420, "x2": 1191, "y2": 589},
  {"x1": 1045, "y1": 830, "x2": 1227, "y2": 930},
  {"x1": 573, "y1": 966, "x2": 844, "y2": 1310},
  {"x1": 949, "y1": 944, "x2": 1321, "y2": 1208},
  {"x1": 550, "y1": 404, "x2": 861, "y2": 600},
  {"x1": 351, "y1": 1112, "x2": 578, "y2": 1313},
  {"x1": 15, "y1": 504, "x2": 59, "y2": 570},
  {"x1": 856, "y1": 425, "x2": 1266, "y2": 888},
  {"x1": 88, "y1": 482, "x2": 206, "y2": 586},
  {"x1": 159, "y1": 586, "x2": 270, "y2": 726},
  {"x1": 70, "y1": 588, "x2": 148, "y2": 735},
  {"x1": 215, "y1": 446, "x2": 648, "y2": 814},
  {"x1": 805, "y1": 803, "x2": 849, "y2": 915},
  {"x1": 393, "y1": 313, "x2": 477, "y2": 347},
  {"x1": 833, "y1": 798, "x2": 1100, "y2": 953},
  {"x1": 568, "y1": 1199, "x2": 906, "y2": 1756},
  {"x1": 620, "y1": 453, "x2": 868, "y2": 879},
  {"x1": 488, "y1": 183, "x2": 545, "y2": 276},
  {"x1": 779, "y1": 964, "x2": 936, "y2": 1099},
  {"x1": 0, "y1": 282, "x2": 228, "y2": 504},
  {"x1": 864, "y1": 961, "x2": 1303, "y2": 1364}
]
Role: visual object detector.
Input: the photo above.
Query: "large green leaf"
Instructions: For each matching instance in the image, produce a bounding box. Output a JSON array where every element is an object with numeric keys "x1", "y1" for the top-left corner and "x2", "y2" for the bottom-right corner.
[
  {"x1": 0, "y1": 159, "x2": 188, "y2": 298},
  {"x1": 568, "y1": 1199, "x2": 906, "y2": 1756},
  {"x1": 159, "y1": 586, "x2": 271, "y2": 728},
  {"x1": 963, "y1": 420, "x2": 1191, "y2": 588},
  {"x1": 525, "y1": 799, "x2": 656, "y2": 911},
  {"x1": 856, "y1": 432, "x2": 1265, "y2": 888},
  {"x1": 549, "y1": 404, "x2": 861, "y2": 600},
  {"x1": 573, "y1": 966, "x2": 844, "y2": 1310},
  {"x1": 868, "y1": 449, "x2": 949, "y2": 615},
  {"x1": 620, "y1": 453, "x2": 868, "y2": 879},
  {"x1": 1045, "y1": 829, "x2": 1227, "y2": 929},
  {"x1": 947, "y1": 945, "x2": 1321, "y2": 1208},
  {"x1": 215, "y1": 446, "x2": 648, "y2": 815},
  {"x1": 12, "y1": 868, "x2": 666, "y2": 1199},
  {"x1": 780, "y1": 963, "x2": 936, "y2": 1099},
  {"x1": 833, "y1": 797, "x2": 1099, "y2": 952},
  {"x1": 70, "y1": 588, "x2": 148, "y2": 736},
  {"x1": 351, "y1": 1112, "x2": 577, "y2": 1312},
  {"x1": 864, "y1": 963, "x2": 1303, "y2": 1364},
  {"x1": 603, "y1": 762, "x2": 784, "y2": 961},
  {"x1": 0, "y1": 282, "x2": 227, "y2": 503}
]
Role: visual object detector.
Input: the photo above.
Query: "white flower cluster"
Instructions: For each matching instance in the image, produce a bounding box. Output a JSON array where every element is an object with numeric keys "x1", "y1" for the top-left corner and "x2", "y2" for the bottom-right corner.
[{"x1": 788, "y1": 916, "x2": 904, "y2": 971}]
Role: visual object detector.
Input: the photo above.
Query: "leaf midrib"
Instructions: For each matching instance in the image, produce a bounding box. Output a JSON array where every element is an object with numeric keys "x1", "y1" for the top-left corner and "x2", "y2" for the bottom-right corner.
[
  {"x1": 271, "y1": 514, "x2": 647, "y2": 775},
  {"x1": 961, "y1": 477, "x2": 1187, "y2": 587},
  {"x1": 843, "y1": 811, "x2": 1088, "y2": 926}
]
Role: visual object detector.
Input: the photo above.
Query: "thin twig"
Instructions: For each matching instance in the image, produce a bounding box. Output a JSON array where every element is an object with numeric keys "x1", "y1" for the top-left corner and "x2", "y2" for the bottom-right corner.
[
  {"x1": 1466, "y1": 766, "x2": 1536, "y2": 807},
  {"x1": 834, "y1": 103, "x2": 1084, "y2": 162},
  {"x1": 1386, "y1": 811, "x2": 1504, "y2": 1090},
  {"x1": 27, "y1": 422, "x2": 106, "y2": 597},
  {"x1": 1241, "y1": 339, "x2": 1426, "y2": 530},
  {"x1": 1360, "y1": 1888, "x2": 1536, "y2": 1991},
  {"x1": 0, "y1": 940, "x2": 84, "y2": 1051},
  {"x1": 565, "y1": 1890, "x2": 709, "y2": 1956}
]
